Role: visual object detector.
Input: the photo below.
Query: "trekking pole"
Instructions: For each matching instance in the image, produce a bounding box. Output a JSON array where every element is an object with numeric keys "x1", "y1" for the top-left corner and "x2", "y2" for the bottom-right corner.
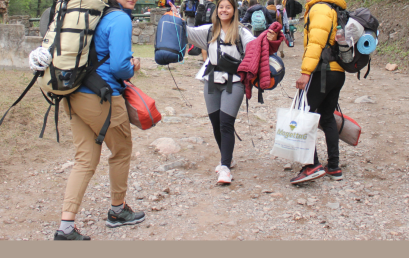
[{"x1": 167, "y1": 65, "x2": 192, "y2": 108}]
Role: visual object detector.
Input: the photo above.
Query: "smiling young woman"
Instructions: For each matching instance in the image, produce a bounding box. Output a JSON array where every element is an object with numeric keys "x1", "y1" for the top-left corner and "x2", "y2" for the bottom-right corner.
[{"x1": 169, "y1": 0, "x2": 282, "y2": 184}]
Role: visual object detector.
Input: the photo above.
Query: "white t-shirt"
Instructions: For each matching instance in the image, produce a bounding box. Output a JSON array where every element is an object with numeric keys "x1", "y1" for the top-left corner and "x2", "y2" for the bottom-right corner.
[{"x1": 186, "y1": 24, "x2": 255, "y2": 83}]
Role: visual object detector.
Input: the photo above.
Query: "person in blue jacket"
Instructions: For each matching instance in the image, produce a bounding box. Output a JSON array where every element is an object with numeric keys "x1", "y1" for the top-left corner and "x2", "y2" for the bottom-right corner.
[{"x1": 53, "y1": 0, "x2": 145, "y2": 240}]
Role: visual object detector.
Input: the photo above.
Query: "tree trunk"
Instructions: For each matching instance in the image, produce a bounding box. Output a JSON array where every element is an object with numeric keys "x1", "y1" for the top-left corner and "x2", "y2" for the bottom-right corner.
[{"x1": 37, "y1": 0, "x2": 42, "y2": 17}]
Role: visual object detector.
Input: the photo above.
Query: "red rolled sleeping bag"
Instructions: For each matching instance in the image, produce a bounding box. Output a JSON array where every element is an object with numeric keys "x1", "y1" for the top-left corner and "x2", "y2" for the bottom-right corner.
[{"x1": 123, "y1": 80, "x2": 162, "y2": 130}]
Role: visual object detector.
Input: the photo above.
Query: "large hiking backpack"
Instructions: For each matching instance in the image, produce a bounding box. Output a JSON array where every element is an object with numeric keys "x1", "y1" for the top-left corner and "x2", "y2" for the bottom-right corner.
[
  {"x1": 38, "y1": 0, "x2": 107, "y2": 96},
  {"x1": 294, "y1": 1, "x2": 303, "y2": 15},
  {"x1": 251, "y1": 10, "x2": 266, "y2": 32},
  {"x1": 195, "y1": 4, "x2": 206, "y2": 26},
  {"x1": 305, "y1": 2, "x2": 379, "y2": 93},
  {"x1": 0, "y1": 0, "x2": 120, "y2": 144},
  {"x1": 154, "y1": 11, "x2": 188, "y2": 65},
  {"x1": 251, "y1": 55, "x2": 285, "y2": 104},
  {"x1": 204, "y1": 1, "x2": 216, "y2": 24},
  {"x1": 184, "y1": 0, "x2": 198, "y2": 17},
  {"x1": 195, "y1": 1, "x2": 216, "y2": 26}
]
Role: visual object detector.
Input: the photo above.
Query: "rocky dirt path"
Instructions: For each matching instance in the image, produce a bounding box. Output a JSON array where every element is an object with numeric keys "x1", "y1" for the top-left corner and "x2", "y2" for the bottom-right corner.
[{"x1": 1, "y1": 34, "x2": 409, "y2": 241}]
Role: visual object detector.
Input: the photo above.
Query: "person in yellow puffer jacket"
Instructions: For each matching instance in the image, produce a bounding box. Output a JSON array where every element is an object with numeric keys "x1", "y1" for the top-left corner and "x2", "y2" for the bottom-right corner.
[{"x1": 291, "y1": 0, "x2": 346, "y2": 185}]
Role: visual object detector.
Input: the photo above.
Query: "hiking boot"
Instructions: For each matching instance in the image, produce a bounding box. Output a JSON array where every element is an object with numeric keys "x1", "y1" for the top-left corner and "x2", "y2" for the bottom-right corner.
[
  {"x1": 290, "y1": 164, "x2": 326, "y2": 184},
  {"x1": 54, "y1": 227, "x2": 90, "y2": 241},
  {"x1": 215, "y1": 158, "x2": 237, "y2": 173},
  {"x1": 280, "y1": 51, "x2": 285, "y2": 58},
  {"x1": 324, "y1": 166, "x2": 343, "y2": 181},
  {"x1": 217, "y1": 165, "x2": 233, "y2": 184},
  {"x1": 105, "y1": 203, "x2": 145, "y2": 228}
]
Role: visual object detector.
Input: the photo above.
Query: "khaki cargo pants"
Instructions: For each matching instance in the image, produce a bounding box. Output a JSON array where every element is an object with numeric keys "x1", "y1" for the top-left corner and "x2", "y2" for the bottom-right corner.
[{"x1": 62, "y1": 92, "x2": 132, "y2": 214}]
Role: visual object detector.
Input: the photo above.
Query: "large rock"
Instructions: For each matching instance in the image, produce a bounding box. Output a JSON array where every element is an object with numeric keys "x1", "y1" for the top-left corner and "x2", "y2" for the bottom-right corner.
[
  {"x1": 132, "y1": 35, "x2": 139, "y2": 44},
  {"x1": 141, "y1": 25, "x2": 155, "y2": 36},
  {"x1": 132, "y1": 27, "x2": 142, "y2": 36},
  {"x1": 150, "y1": 138, "x2": 181, "y2": 155},
  {"x1": 385, "y1": 63, "x2": 398, "y2": 71}
]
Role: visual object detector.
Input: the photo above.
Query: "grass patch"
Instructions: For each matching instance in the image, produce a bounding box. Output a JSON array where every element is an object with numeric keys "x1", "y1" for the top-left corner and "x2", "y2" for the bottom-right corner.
[
  {"x1": 131, "y1": 44, "x2": 155, "y2": 59},
  {"x1": 376, "y1": 39, "x2": 409, "y2": 68}
]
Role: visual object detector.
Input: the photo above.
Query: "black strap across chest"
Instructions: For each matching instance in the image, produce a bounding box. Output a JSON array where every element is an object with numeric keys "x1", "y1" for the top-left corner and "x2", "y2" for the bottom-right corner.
[{"x1": 204, "y1": 26, "x2": 244, "y2": 94}]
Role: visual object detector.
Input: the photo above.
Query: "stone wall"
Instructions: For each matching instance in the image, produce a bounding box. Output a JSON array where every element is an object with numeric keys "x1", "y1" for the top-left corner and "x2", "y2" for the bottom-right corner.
[
  {"x1": 150, "y1": 8, "x2": 168, "y2": 25},
  {"x1": 7, "y1": 15, "x2": 40, "y2": 36},
  {"x1": 132, "y1": 22, "x2": 156, "y2": 44},
  {"x1": 0, "y1": 24, "x2": 43, "y2": 70},
  {"x1": 132, "y1": 8, "x2": 168, "y2": 44}
]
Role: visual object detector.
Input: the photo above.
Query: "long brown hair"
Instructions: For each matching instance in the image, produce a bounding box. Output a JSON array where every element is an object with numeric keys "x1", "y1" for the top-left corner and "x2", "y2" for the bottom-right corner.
[{"x1": 210, "y1": 0, "x2": 241, "y2": 45}]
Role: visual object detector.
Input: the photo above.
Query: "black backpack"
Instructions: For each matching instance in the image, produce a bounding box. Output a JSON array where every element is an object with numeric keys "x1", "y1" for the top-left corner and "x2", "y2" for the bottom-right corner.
[
  {"x1": 305, "y1": 2, "x2": 379, "y2": 93},
  {"x1": 239, "y1": 5, "x2": 248, "y2": 20},
  {"x1": 196, "y1": 1, "x2": 216, "y2": 25},
  {"x1": 268, "y1": 9, "x2": 277, "y2": 23},
  {"x1": 294, "y1": 1, "x2": 303, "y2": 15}
]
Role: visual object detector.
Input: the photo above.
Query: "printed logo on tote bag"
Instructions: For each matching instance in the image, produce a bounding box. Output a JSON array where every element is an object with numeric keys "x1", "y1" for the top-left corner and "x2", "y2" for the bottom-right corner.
[{"x1": 289, "y1": 121, "x2": 297, "y2": 131}]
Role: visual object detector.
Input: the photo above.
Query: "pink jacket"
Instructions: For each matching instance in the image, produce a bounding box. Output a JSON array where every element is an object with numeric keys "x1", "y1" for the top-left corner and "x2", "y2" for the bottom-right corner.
[{"x1": 237, "y1": 22, "x2": 285, "y2": 100}]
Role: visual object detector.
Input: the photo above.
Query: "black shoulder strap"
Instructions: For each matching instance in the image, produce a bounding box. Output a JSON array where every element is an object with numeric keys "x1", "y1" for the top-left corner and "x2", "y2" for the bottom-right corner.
[
  {"x1": 236, "y1": 26, "x2": 245, "y2": 60},
  {"x1": 363, "y1": 57, "x2": 371, "y2": 79}
]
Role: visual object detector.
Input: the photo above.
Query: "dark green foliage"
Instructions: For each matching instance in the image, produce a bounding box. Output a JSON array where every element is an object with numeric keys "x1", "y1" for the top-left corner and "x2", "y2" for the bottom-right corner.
[{"x1": 8, "y1": 0, "x2": 54, "y2": 17}]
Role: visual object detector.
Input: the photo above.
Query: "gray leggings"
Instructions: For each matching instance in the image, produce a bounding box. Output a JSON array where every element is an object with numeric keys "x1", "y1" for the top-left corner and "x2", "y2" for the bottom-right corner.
[
  {"x1": 203, "y1": 81, "x2": 245, "y2": 117},
  {"x1": 204, "y1": 80, "x2": 245, "y2": 168}
]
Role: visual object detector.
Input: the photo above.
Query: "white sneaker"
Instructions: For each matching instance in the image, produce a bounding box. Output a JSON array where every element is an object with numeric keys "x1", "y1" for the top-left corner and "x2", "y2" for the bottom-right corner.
[
  {"x1": 217, "y1": 166, "x2": 233, "y2": 184},
  {"x1": 215, "y1": 158, "x2": 237, "y2": 173}
]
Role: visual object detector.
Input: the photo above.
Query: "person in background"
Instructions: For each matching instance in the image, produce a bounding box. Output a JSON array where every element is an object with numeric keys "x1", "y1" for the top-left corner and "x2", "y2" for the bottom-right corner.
[
  {"x1": 239, "y1": 0, "x2": 249, "y2": 21},
  {"x1": 195, "y1": 0, "x2": 216, "y2": 61},
  {"x1": 181, "y1": 0, "x2": 197, "y2": 27},
  {"x1": 266, "y1": 0, "x2": 281, "y2": 24},
  {"x1": 275, "y1": 0, "x2": 289, "y2": 57},
  {"x1": 285, "y1": 0, "x2": 296, "y2": 20},
  {"x1": 291, "y1": 0, "x2": 346, "y2": 184},
  {"x1": 241, "y1": 0, "x2": 274, "y2": 37}
]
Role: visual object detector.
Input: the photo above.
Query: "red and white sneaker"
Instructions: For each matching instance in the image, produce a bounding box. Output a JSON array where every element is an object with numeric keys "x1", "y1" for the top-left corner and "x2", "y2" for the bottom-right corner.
[
  {"x1": 215, "y1": 158, "x2": 237, "y2": 173},
  {"x1": 290, "y1": 164, "x2": 326, "y2": 184},
  {"x1": 217, "y1": 166, "x2": 233, "y2": 184},
  {"x1": 324, "y1": 166, "x2": 343, "y2": 181}
]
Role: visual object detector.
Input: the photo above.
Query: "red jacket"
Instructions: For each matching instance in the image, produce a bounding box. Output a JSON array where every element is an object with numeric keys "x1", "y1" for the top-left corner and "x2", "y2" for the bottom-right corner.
[{"x1": 237, "y1": 22, "x2": 285, "y2": 100}]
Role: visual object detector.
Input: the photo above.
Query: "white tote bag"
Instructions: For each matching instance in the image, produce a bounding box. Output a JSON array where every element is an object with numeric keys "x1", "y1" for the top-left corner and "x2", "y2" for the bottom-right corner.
[{"x1": 271, "y1": 89, "x2": 321, "y2": 164}]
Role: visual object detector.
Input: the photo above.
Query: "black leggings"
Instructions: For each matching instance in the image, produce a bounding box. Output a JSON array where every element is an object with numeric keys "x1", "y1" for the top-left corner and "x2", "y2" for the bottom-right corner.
[
  {"x1": 208, "y1": 110, "x2": 236, "y2": 168},
  {"x1": 306, "y1": 71, "x2": 345, "y2": 168}
]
